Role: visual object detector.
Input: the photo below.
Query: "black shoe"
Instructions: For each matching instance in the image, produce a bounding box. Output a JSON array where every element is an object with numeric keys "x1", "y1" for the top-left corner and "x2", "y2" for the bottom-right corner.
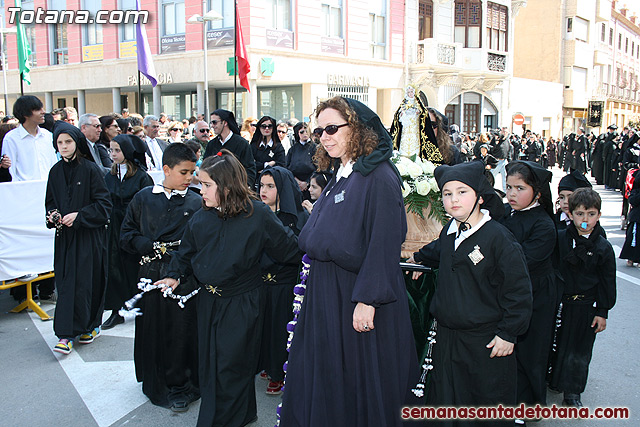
[
  {"x1": 562, "y1": 393, "x2": 583, "y2": 407},
  {"x1": 102, "y1": 311, "x2": 124, "y2": 330},
  {"x1": 170, "y1": 400, "x2": 189, "y2": 413},
  {"x1": 548, "y1": 385, "x2": 562, "y2": 394}
]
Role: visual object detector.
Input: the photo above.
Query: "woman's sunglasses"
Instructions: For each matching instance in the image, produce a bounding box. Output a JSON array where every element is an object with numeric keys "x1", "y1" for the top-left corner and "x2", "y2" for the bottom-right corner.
[
  {"x1": 261, "y1": 124, "x2": 273, "y2": 129},
  {"x1": 431, "y1": 122, "x2": 438, "y2": 130},
  {"x1": 312, "y1": 123, "x2": 348, "y2": 138},
  {"x1": 170, "y1": 128, "x2": 182, "y2": 132}
]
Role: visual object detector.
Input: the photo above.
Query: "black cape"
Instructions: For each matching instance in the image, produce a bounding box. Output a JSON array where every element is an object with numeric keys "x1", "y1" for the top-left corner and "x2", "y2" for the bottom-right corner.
[
  {"x1": 203, "y1": 133, "x2": 257, "y2": 188},
  {"x1": 120, "y1": 187, "x2": 203, "y2": 408},
  {"x1": 45, "y1": 157, "x2": 112, "y2": 339},
  {"x1": 167, "y1": 200, "x2": 300, "y2": 427},
  {"x1": 281, "y1": 161, "x2": 419, "y2": 426},
  {"x1": 500, "y1": 205, "x2": 557, "y2": 406},
  {"x1": 103, "y1": 167, "x2": 154, "y2": 310}
]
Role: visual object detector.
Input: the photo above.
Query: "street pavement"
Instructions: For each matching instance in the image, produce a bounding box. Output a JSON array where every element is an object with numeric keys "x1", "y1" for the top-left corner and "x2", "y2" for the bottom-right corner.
[{"x1": 1, "y1": 165, "x2": 638, "y2": 426}]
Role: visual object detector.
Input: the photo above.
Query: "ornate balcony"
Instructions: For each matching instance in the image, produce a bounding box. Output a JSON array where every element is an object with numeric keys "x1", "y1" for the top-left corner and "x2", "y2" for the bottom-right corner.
[{"x1": 487, "y1": 52, "x2": 506, "y2": 72}]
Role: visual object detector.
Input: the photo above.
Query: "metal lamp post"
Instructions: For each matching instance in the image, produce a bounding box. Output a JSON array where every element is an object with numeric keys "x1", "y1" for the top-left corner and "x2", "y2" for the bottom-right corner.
[
  {"x1": 187, "y1": 8, "x2": 223, "y2": 121},
  {"x1": 0, "y1": 27, "x2": 18, "y2": 113}
]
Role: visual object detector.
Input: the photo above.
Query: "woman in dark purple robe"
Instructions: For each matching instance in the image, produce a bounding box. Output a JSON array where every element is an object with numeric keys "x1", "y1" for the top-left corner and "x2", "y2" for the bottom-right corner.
[{"x1": 280, "y1": 97, "x2": 419, "y2": 426}]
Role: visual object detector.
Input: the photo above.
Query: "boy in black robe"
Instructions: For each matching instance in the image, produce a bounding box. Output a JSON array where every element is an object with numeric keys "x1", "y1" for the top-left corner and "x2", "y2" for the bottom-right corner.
[
  {"x1": 120, "y1": 143, "x2": 201, "y2": 412},
  {"x1": 46, "y1": 122, "x2": 112, "y2": 354},
  {"x1": 550, "y1": 188, "x2": 616, "y2": 407},
  {"x1": 409, "y1": 161, "x2": 532, "y2": 424}
]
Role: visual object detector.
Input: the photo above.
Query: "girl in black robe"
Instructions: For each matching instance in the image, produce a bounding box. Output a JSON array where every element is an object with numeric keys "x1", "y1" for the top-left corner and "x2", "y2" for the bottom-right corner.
[
  {"x1": 500, "y1": 161, "x2": 557, "y2": 409},
  {"x1": 157, "y1": 150, "x2": 300, "y2": 427},
  {"x1": 102, "y1": 135, "x2": 154, "y2": 329},
  {"x1": 119, "y1": 143, "x2": 201, "y2": 412},
  {"x1": 46, "y1": 122, "x2": 112, "y2": 354},
  {"x1": 257, "y1": 166, "x2": 307, "y2": 395},
  {"x1": 280, "y1": 97, "x2": 419, "y2": 426}
]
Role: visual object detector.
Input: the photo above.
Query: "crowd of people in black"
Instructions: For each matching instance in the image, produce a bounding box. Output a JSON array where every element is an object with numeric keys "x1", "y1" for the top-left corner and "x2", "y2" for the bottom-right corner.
[{"x1": 1, "y1": 93, "x2": 630, "y2": 426}]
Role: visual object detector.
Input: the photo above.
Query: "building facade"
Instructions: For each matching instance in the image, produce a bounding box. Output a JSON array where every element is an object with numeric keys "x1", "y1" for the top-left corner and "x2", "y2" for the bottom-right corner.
[
  {"x1": 512, "y1": 0, "x2": 640, "y2": 137},
  {"x1": 1, "y1": 0, "x2": 408, "y2": 124},
  {"x1": 406, "y1": 0, "x2": 527, "y2": 134}
]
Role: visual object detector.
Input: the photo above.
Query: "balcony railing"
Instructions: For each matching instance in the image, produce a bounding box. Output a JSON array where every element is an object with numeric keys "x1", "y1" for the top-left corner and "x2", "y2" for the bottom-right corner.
[
  {"x1": 487, "y1": 52, "x2": 506, "y2": 72},
  {"x1": 415, "y1": 40, "x2": 458, "y2": 66},
  {"x1": 437, "y1": 44, "x2": 456, "y2": 65}
]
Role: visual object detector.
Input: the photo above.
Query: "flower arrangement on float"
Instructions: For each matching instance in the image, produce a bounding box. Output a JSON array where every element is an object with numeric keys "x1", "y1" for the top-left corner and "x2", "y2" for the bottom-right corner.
[{"x1": 391, "y1": 152, "x2": 447, "y2": 225}]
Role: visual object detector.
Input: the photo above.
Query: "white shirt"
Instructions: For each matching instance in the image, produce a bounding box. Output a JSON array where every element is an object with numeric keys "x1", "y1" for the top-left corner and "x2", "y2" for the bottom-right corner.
[
  {"x1": 145, "y1": 136, "x2": 164, "y2": 171},
  {"x1": 560, "y1": 212, "x2": 572, "y2": 225},
  {"x1": 447, "y1": 209, "x2": 491, "y2": 250},
  {"x1": 221, "y1": 132, "x2": 233, "y2": 145},
  {"x1": 336, "y1": 160, "x2": 355, "y2": 182},
  {"x1": 152, "y1": 183, "x2": 188, "y2": 200},
  {"x1": 1, "y1": 125, "x2": 56, "y2": 181}
]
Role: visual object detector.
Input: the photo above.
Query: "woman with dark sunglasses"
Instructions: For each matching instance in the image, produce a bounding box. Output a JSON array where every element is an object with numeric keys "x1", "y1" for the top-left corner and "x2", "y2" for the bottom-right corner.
[
  {"x1": 166, "y1": 121, "x2": 184, "y2": 143},
  {"x1": 286, "y1": 122, "x2": 317, "y2": 198},
  {"x1": 249, "y1": 116, "x2": 286, "y2": 181},
  {"x1": 280, "y1": 97, "x2": 419, "y2": 426}
]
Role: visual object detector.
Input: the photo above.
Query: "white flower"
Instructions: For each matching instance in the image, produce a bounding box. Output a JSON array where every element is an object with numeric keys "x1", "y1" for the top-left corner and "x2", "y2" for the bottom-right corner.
[
  {"x1": 415, "y1": 180, "x2": 431, "y2": 196},
  {"x1": 407, "y1": 161, "x2": 423, "y2": 179},
  {"x1": 402, "y1": 182, "x2": 412, "y2": 198},
  {"x1": 396, "y1": 162, "x2": 408, "y2": 177},
  {"x1": 428, "y1": 178, "x2": 439, "y2": 193},
  {"x1": 421, "y1": 160, "x2": 435, "y2": 175}
]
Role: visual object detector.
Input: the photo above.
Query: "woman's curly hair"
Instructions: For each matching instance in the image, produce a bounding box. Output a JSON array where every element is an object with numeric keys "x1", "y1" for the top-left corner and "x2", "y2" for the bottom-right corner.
[{"x1": 312, "y1": 97, "x2": 378, "y2": 171}]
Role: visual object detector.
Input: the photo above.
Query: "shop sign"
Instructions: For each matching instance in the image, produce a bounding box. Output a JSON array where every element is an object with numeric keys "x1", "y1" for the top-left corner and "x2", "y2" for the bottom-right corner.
[
  {"x1": 327, "y1": 74, "x2": 370, "y2": 87},
  {"x1": 321, "y1": 37, "x2": 344, "y2": 55},
  {"x1": 266, "y1": 29, "x2": 294, "y2": 49},
  {"x1": 82, "y1": 44, "x2": 103, "y2": 62},
  {"x1": 119, "y1": 41, "x2": 137, "y2": 58},
  {"x1": 207, "y1": 29, "x2": 234, "y2": 48},
  {"x1": 161, "y1": 35, "x2": 185, "y2": 54},
  {"x1": 127, "y1": 73, "x2": 173, "y2": 86}
]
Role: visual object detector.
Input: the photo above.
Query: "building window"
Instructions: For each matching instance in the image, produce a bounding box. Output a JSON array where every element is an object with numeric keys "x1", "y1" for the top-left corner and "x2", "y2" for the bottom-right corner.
[
  {"x1": 266, "y1": 0, "x2": 292, "y2": 30},
  {"x1": 618, "y1": 33, "x2": 622, "y2": 49},
  {"x1": 418, "y1": 0, "x2": 433, "y2": 40},
  {"x1": 328, "y1": 84, "x2": 369, "y2": 106},
  {"x1": 209, "y1": 0, "x2": 234, "y2": 30},
  {"x1": 601, "y1": 23, "x2": 605, "y2": 42},
  {"x1": 486, "y1": 2, "x2": 507, "y2": 51},
  {"x1": 51, "y1": 24, "x2": 68, "y2": 65},
  {"x1": 162, "y1": 0, "x2": 185, "y2": 36},
  {"x1": 454, "y1": 0, "x2": 481, "y2": 48},
  {"x1": 369, "y1": 0, "x2": 387, "y2": 59},
  {"x1": 83, "y1": 0, "x2": 103, "y2": 45},
  {"x1": 609, "y1": 28, "x2": 613, "y2": 45},
  {"x1": 566, "y1": 17, "x2": 572, "y2": 33},
  {"x1": 121, "y1": 0, "x2": 137, "y2": 41},
  {"x1": 625, "y1": 37, "x2": 629, "y2": 53},
  {"x1": 20, "y1": 0, "x2": 37, "y2": 67},
  {"x1": 322, "y1": 0, "x2": 343, "y2": 38},
  {"x1": 573, "y1": 17, "x2": 588, "y2": 42}
]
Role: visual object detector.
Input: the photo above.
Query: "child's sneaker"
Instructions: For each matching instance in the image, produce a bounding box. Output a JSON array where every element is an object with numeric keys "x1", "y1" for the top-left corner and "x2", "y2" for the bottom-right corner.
[
  {"x1": 78, "y1": 327, "x2": 100, "y2": 344},
  {"x1": 53, "y1": 339, "x2": 73, "y2": 355},
  {"x1": 266, "y1": 380, "x2": 284, "y2": 395}
]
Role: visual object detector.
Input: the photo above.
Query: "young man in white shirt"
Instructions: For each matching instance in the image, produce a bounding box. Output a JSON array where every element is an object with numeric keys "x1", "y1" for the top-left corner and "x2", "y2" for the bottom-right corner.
[{"x1": 0, "y1": 95, "x2": 57, "y2": 181}]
